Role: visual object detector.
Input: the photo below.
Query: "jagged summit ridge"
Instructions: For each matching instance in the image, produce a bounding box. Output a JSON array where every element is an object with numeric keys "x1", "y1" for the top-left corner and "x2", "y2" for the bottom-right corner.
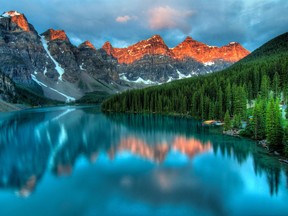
[
  {"x1": 2, "y1": 11, "x2": 22, "y2": 17},
  {"x1": 1, "y1": 10, "x2": 30, "y2": 31},
  {"x1": 41, "y1": 29, "x2": 69, "y2": 42},
  {"x1": 79, "y1": 41, "x2": 96, "y2": 50},
  {"x1": 102, "y1": 34, "x2": 173, "y2": 64},
  {"x1": 102, "y1": 34, "x2": 250, "y2": 64}
]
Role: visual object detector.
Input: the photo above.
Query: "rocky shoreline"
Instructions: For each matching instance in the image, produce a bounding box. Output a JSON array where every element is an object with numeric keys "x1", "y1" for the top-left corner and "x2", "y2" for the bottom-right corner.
[
  {"x1": 223, "y1": 129, "x2": 288, "y2": 164},
  {"x1": 223, "y1": 129, "x2": 241, "y2": 137}
]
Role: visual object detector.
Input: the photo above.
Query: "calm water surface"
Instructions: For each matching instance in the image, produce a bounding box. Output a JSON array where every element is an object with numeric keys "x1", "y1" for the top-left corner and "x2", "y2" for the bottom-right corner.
[{"x1": 0, "y1": 106, "x2": 287, "y2": 216}]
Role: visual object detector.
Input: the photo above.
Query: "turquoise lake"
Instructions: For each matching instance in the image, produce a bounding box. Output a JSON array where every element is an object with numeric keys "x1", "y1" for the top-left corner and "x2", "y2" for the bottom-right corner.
[{"x1": 0, "y1": 106, "x2": 287, "y2": 216}]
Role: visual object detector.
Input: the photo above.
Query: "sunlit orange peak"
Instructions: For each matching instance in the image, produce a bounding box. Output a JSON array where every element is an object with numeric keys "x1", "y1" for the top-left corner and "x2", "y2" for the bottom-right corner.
[
  {"x1": 44, "y1": 29, "x2": 69, "y2": 41},
  {"x1": 80, "y1": 40, "x2": 96, "y2": 50},
  {"x1": 2, "y1": 11, "x2": 30, "y2": 32}
]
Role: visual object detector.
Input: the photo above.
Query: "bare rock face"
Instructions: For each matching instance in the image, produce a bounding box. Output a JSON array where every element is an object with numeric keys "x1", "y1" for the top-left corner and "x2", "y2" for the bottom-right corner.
[
  {"x1": 172, "y1": 36, "x2": 250, "y2": 63},
  {"x1": 102, "y1": 35, "x2": 249, "y2": 83},
  {"x1": 76, "y1": 41, "x2": 119, "y2": 82},
  {"x1": 79, "y1": 41, "x2": 96, "y2": 50},
  {"x1": 102, "y1": 35, "x2": 174, "y2": 64},
  {"x1": 0, "y1": 73, "x2": 16, "y2": 102},
  {"x1": 0, "y1": 11, "x2": 58, "y2": 87},
  {"x1": 2, "y1": 11, "x2": 31, "y2": 32},
  {"x1": 42, "y1": 29, "x2": 69, "y2": 42},
  {"x1": 103, "y1": 35, "x2": 250, "y2": 65},
  {"x1": 41, "y1": 28, "x2": 80, "y2": 83},
  {"x1": 0, "y1": 11, "x2": 120, "y2": 102}
]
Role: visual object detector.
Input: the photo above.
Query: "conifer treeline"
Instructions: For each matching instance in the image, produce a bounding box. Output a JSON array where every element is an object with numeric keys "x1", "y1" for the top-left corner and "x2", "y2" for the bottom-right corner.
[{"x1": 102, "y1": 54, "x2": 287, "y2": 118}]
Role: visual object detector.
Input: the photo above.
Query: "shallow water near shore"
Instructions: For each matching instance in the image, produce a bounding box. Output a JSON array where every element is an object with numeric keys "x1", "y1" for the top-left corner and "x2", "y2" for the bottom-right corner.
[{"x1": 0, "y1": 106, "x2": 287, "y2": 216}]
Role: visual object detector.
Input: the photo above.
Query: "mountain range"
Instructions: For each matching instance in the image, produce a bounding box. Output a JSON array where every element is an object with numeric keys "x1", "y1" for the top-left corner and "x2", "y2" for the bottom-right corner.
[
  {"x1": 102, "y1": 32, "x2": 288, "y2": 118},
  {"x1": 0, "y1": 11, "x2": 250, "y2": 104}
]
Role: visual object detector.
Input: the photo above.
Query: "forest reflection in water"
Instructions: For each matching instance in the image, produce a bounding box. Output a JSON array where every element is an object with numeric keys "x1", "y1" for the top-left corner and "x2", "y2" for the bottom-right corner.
[{"x1": 0, "y1": 106, "x2": 287, "y2": 200}]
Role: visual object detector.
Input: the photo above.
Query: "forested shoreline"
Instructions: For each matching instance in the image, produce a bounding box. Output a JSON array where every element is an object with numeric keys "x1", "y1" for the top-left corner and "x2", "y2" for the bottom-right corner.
[{"x1": 102, "y1": 32, "x2": 288, "y2": 156}]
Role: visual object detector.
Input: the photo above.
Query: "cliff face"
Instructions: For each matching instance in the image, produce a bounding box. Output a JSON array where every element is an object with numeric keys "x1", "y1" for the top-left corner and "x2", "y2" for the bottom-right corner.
[
  {"x1": 2, "y1": 11, "x2": 31, "y2": 32},
  {"x1": 0, "y1": 73, "x2": 16, "y2": 102},
  {"x1": 102, "y1": 35, "x2": 250, "y2": 65},
  {"x1": 43, "y1": 29, "x2": 69, "y2": 41},
  {"x1": 0, "y1": 11, "x2": 58, "y2": 87},
  {"x1": 0, "y1": 11, "x2": 120, "y2": 102},
  {"x1": 171, "y1": 36, "x2": 250, "y2": 63},
  {"x1": 103, "y1": 35, "x2": 174, "y2": 64},
  {"x1": 76, "y1": 41, "x2": 119, "y2": 82},
  {"x1": 102, "y1": 35, "x2": 250, "y2": 83}
]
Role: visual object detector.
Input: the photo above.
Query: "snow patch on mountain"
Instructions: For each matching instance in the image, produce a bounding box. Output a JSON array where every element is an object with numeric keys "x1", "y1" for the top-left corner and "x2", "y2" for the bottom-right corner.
[
  {"x1": 204, "y1": 61, "x2": 215, "y2": 66},
  {"x1": 31, "y1": 74, "x2": 47, "y2": 87},
  {"x1": 31, "y1": 74, "x2": 75, "y2": 102},
  {"x1": 167, "y1": 76, "x2": 175, "y2": 83},
  {"x1": 41, "y1": 36, "x2": 65, "y2": 81},
  {"x1": 80, "y1": 63, "x2": 86, "y2": 71},
  {"x1": 177, "y1": 70, "x2": 192, "y2": 79},
  {"x1": 2, "y1": 11, "x2": 21, "y2": 18},
  {"x1": 43, "y1": 67, "x2": 47, "y2": 75},
  {"x1": 120, "y1": 73, "x2": 159, "y2": 85}
]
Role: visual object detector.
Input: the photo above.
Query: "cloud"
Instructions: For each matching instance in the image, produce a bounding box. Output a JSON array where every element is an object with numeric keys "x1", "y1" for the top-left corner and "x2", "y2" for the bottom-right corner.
[
  {"x1": 116, "y1": 15, "x2": 132, "y2": 23},
  {"x1": 148, "y1": 6, "x2": 194, "y2": 33},
  {"x1": 0, "y1": 0, "x2": 287, "y2": 51},
  {"x1": 116, "y1": 15, "x2": 138, "y2": 24}
]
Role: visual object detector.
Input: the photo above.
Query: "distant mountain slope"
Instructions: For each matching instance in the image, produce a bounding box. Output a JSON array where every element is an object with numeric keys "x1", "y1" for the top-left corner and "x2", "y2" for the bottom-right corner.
[
  {"x1": 102, "y1": 32, "x2": 288, "y2": 120},
  {"x1": 240, "y1": 32, "x2": 288, "y2": 62}
]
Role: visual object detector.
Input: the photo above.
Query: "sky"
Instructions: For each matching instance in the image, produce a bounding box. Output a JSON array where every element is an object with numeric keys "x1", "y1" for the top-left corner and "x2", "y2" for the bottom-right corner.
[{"x1": 1, "y1": 0, "x2": 287, "y2": 51}]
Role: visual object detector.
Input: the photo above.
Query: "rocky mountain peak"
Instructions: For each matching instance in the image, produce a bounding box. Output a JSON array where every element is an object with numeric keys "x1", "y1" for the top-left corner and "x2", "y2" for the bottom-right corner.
[
  {"x1": 102, "y1": 41, "x2": 114, "y2": 55},
  {"x1": 228, "y1": 42, "x2": 239, "y2": 46},
  {"x1": 183, "y1": 36, "x2": 194, "y2": 42},
  {"x1": 79, "y1": 41, "x2": 96, "y2": 50},
  {"x1": 2, "y1": 11, "x2": 22, "y2": 17},
  {"x1": 219, "y1": 42, "x2": 250, "y2": 62},
  {"x1": 1, "y1": 11, "x2": 30, "y2": 31},
  {"x1": 103, "y1": 35, "x2": 173, "y2": 64},
  {"x1": 171, "y1": 36, "x2": 250, "y2": 63},
  {"x1": 146, "y1": 34, "x2": 165, "y2": 43},
  {"x1": 42, "y1": 29, "x2": 69, "y2": 41},
  {"x1": 180, "y1": 36, "x2": 207, "y2": 47}
]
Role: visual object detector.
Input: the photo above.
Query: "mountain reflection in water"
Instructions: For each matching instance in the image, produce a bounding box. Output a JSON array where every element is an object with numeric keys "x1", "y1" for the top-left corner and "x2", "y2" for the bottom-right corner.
[{"x1": 0, "y1": 106, "x2": 287, "y2": 204}]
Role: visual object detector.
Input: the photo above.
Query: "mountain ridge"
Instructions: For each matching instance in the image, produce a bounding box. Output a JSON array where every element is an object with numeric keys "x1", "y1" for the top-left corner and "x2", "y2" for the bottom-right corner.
[
  {"x1": 102, "y1": 32, "x2": 288, "y2": 116},
  {"x1": 0, "y1": 10, "x2": 251, "y2": 105},
  {"x1": 102, "y1": 34, "x2": 250, "y2": 65}
]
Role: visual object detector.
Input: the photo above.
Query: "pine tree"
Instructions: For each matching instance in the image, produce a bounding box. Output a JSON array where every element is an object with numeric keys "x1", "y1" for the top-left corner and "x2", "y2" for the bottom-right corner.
[
  {"x1": 200, "y1": 90, "x2": 204, "y2": 119},
  {"x1": 283, "y1": 126, "x2": 288, "y2": 157},
  {"x1": 266, "y1": 97, "x2": 283, "y2": 152},
  {"x1": 216, "y1": 87, "x2": 223, "y2": 120},
  {"x1": 225, "y1": 82, "x2": 232, "y2": 114},
  {"x1": 273, "y1": 72, "x2": 280, "y2": 98},
  {"x1": 247, "y1": 81, "x2": 253, "y2": 105},
  {"x1": 252, "y1": 98, "x2": 266, "y2": 140},
  {"x1": 191, "y1": 93, "x2": 197, "y2": 116},
  {"x1": 260, "y1": 75, "x2": 270, "y2": 99},
  {"x1": 224, "y1": 110, "x2": 232, "y2": 131},
  {"x1": 233, "y1": 114, "x2": 242, "y2": 129}
]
